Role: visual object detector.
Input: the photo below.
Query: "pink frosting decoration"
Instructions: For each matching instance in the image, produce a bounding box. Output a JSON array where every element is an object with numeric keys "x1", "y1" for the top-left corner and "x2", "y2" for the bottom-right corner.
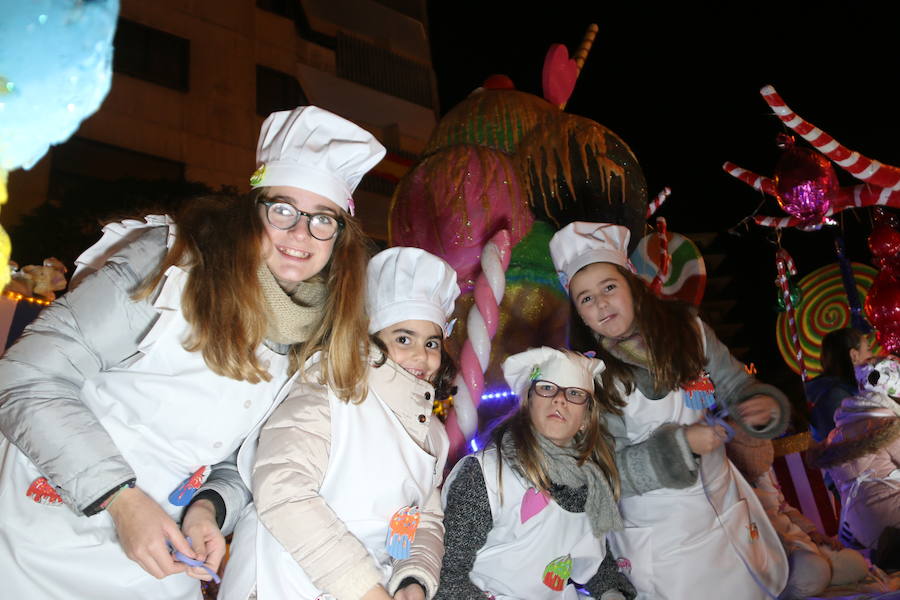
[
  {"x1": 389, "y1": 145, "x2": 532, "y2": 290},
  {"x1": 520, "y1": 487, "x2": 551, "y2": 523}
]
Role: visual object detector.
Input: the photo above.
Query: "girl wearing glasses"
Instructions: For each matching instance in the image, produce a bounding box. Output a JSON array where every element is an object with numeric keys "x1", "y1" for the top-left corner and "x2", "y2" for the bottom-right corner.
[
  {"x1": 549, "y1": 222, "x2": 789, "y2": 599},
  {"x1": 0, "y1": 106, "x2": 381, "y2": 599},
  {"x1": 436, "y1": 347, "x2": 636, "y2": 600}
]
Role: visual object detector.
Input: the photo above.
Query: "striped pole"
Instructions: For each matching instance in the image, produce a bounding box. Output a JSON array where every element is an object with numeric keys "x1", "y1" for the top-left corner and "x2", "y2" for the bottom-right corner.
[{"x1": 761, "y1": 85, "x2": 900, "y2": 190}]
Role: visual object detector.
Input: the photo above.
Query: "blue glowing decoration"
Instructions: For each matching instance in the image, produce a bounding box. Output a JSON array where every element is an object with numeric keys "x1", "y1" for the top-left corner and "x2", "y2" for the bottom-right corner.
[
  {"x1": 470, "y1": 439, "x2": 478, "y2": 452},
  {"x1": 0, "y1": 0, "x2": 120, "y2": 171}
]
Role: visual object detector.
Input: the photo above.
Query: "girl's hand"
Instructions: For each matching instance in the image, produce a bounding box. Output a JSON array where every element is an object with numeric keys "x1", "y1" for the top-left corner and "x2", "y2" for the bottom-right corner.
[
  {"x1": 361, "y1": 585, "x2": 393, "y2": 600},
  {"x1": 106, "y1": 486, "x2": 194, "y2": 579},
  {"x1": 737, "y1": 395, "x2": 779, "y2": 428},
  {"x1": 684, "y1": 422, "x2": 726, "y2": 455},
  {"x1": 180, "y1": 498, "x2": 226, "y2": 581},
  {"x1": 393, "y1": 583, "x2": 426, "y2": 600}
]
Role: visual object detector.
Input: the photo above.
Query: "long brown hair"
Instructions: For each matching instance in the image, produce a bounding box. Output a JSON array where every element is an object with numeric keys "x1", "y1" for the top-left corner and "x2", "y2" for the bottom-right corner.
[
  {"x1": 569, "y1": 264, "x2": 705, "y2": 396},
  {"x1": 490, "y1": 349, "x2": 621, "y2": 500},
  {"x1": 136, "y1": 190, "x2": 371, "y2": 401}
]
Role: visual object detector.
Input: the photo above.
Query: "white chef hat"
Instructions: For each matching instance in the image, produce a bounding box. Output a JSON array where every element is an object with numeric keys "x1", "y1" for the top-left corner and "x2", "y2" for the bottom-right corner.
[
  {"x1": 250, "y1": 106, "x2": 386, "y2": 215},
  {"x1": 502, "y1": 347, "x2": 605, "y2": 399},
  {"x1": 366, "y1": 246, "x2": 461, "y2": 337},
  {"x1": 549, "y1": 222, "x2": 634, "y2": 292}
]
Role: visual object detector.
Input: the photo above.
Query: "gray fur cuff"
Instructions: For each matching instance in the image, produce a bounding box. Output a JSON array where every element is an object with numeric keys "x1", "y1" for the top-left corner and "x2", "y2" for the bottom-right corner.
[{"x1": 617, "y1": 424, "x2": 697, "y2": 497}]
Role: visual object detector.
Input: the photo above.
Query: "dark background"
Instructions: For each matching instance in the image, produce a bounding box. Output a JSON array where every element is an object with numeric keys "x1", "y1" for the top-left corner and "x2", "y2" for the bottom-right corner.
[{"x1": 427, "y1": 1, "x2": 900, "y2": 421}]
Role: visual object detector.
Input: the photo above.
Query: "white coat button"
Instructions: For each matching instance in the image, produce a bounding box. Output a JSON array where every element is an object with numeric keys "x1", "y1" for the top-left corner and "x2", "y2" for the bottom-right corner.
[
  {"x1": 424, "y1": 392, "x2": 431, "y2": 400},
  {"x1": 244, "y1": 400, "x2": 251, "y2": 408},
  {"x1": 418, "y1": 414, "x2": 427, "y2": 423},
  {"x1": 213, "y1": 441, "x2": 222, "y2": 448}
]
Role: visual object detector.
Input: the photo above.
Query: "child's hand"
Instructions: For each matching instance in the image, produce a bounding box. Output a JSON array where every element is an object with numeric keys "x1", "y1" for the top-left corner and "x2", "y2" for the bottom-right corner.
[
  {"x1": 737, "y1": 395, "x2": 779, "y2": 428},
  {"x1": 684, "y1": 422, "x2": 726, "y2": 455},
  {"x1": 393, "y1": 583, "x2": 426, "y2": 600},
  {"x1": 180, "y1": 498, "x2": 226, "y2": 581}
]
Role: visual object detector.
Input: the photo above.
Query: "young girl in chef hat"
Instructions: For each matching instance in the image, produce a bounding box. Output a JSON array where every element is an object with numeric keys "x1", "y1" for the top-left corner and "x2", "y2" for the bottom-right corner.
[
  {"x1": 437, "y1": 346, "x2": 636, "y2": 600},
  {"x1": 219, "y1": 246, "x2": 460, "y2": 600},
  {"x1": 548, "y1": 222, "x2": 790, "y2": 599}
]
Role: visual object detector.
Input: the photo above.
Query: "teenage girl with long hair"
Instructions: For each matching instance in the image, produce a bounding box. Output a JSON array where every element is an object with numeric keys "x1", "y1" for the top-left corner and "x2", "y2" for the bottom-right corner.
[
  {"x1": 549, "y1": 222, "x2": 790, "y2": 599},
  {"x1": 0, "y1": 105, "x2": 381, "y2": 599},
  {"x1": 436, "y1": 347, "x2": 635, "y2": 600}
]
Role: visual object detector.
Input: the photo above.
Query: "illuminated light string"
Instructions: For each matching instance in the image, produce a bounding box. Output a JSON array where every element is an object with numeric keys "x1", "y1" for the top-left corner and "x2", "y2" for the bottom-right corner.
[{"x1": 3, "y1": 290, "x2": 52, "y2": 306}]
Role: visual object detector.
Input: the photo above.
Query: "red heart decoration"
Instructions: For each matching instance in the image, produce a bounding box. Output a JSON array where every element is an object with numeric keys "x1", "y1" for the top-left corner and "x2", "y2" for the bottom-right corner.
[{"x1": 542, "y1": 44, "x2": 578, "y2": 106}]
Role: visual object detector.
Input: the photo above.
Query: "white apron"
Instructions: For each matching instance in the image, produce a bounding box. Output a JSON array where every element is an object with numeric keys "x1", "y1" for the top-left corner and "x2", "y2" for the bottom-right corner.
[
  {"x1": 607, "y1": 383, "x2": 789, "y2": 600},
  {"x1": 446, "y1": 448, "x2": 606, "y2": 600},
  {"x1": 0, "y1": 219, "x2": 296, "y2": 599},
  {"x1": 219, "y1": 381, "x2": 438, "y2": 600}
]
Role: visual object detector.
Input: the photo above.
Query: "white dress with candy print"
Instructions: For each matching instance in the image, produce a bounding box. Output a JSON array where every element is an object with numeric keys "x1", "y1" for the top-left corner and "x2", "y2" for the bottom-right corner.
[
  {"x1": 219, "y1": 372, "x2": 441, "y2": 600},
  {"x1": 0, "y1": 219, "x2": 296, "y2": 600},
  {"x1": 443, "y1": 447, "x2": 607, "y2": 600},
  {"x1": 607, "y1": 371, "x2": 789, "y2": 599}
]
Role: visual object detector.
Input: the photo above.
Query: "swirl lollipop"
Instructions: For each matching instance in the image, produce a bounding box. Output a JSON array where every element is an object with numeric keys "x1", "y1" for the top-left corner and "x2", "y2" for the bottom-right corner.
[{"x1": 776, "y1": 262, "x2": 878, "y2": 377}]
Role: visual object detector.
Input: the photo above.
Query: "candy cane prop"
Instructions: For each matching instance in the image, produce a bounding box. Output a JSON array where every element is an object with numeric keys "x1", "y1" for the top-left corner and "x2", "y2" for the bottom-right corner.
[
  {"x1": 649, "y1": 217, "x2": 671, "y2": 295},
  {"x1": 775, "y1": 248, "x2": 809, "y2": 382},
  {"x1": 646, "y1": 187, "x2": 672, "y2": 218},
  {"x1": 444, "y1": 230, "x2": 512, "y2": 452},
  {"x1": 761, "y1": 85, "x2": 900, "y2": 190}
]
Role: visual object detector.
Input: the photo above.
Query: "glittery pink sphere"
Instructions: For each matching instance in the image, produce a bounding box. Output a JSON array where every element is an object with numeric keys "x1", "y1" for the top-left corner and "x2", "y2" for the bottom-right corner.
[{"x1": 389, "y1": 145, "x2": 533, "y2": 288}]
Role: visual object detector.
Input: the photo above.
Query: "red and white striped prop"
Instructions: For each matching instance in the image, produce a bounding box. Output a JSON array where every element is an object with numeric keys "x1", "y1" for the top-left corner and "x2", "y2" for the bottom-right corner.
[
  {"x1": 646, "y1": 186, "x2": 671, "y2": 218},
  {"x1": 772, "y1": 432, "x2": 840, "y2": 537},
  {"x1": 444, "y1": 229, "x2": 512, "y2": 456},
  {"x1": 775, "y1": 247, "x2": 809, "y2": 381},
  {"x1": 761, "y1": 85, "x2": 900, "y2": 191},
  {"x1": 724, "y1": 85, "x2": 900, "y2": 229},
  {"x1": 649, "y1": 217, "x2": 671, "y2": 295}
]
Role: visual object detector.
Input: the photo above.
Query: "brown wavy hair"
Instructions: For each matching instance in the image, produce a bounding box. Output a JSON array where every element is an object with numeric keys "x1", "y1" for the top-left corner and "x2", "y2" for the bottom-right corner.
[
  {"x1": 490, "y1": 349, "x2": 621, "y2": 501},
  {"x1": 136, "y1": 190, "x2": 371, "y2": 401},
  {"x1": 568, "y1": 264, "x2": 705, "y2": 398}
]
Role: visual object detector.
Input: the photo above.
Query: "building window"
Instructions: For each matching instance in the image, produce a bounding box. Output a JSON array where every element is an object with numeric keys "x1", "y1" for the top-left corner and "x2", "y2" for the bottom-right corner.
[
  {"x1": 113, "y1": 19, "x2": 190, "y2": 92},
  {"x1": 336, "y1": 33, "x2": 433, "y2": 108},
  {"x1": 256, "y1": 66, "x2": 308, "y2": 117}
]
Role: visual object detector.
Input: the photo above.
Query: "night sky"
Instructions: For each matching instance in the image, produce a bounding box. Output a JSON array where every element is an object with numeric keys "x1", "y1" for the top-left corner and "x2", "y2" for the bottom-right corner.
[{"x1": 427, "y1": 2, "x2": 900, "y2": 411}]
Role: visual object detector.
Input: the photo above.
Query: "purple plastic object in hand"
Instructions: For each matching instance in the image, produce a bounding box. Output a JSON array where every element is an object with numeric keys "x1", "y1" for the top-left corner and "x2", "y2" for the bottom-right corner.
[{"x1": 167, "y1": 537, "x2": 221, "y2": 584}]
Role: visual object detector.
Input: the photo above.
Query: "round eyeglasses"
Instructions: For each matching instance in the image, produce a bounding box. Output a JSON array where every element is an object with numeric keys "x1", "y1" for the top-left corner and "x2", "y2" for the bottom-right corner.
[
  {"x1": 530, "y1": 380, "x2": 592, "y2": 405},
  {"x1": 258, "y1": 200, "x2": 344, "y2": 241}
]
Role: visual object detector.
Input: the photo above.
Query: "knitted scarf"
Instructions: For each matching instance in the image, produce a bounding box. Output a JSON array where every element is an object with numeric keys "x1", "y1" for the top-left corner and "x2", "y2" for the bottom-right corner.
[
  {"x1": 600, "y1": 330, "x2": 650, "y2": 370},
  {"x1": 257, "y1": 263, "x2": 327, "y2": 345},
  {"x1": 500, "y1": 431, "x2": 623, "y2": 538}
]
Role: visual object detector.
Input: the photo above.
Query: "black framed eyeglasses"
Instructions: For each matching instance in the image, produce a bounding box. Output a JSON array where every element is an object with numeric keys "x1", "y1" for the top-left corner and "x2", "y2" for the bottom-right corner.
[
  {"x1": 258, "y1": 200, "x2": 344, "y2": 241},
  {"x1": 530, "y1": 380, "x2": 592, "y2": 405}
]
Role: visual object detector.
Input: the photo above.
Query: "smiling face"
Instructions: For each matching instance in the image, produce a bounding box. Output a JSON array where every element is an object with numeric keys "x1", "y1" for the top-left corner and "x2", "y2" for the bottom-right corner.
[
  {"x1": 259, "y1": 185, "x2": 341, "y2": 290},
  {"x1": 376, "y1": 320, "x2": 443, "y2": 382},
  {"x1": 527, "y1": 382, "x2": 589, "y2": 447},
  {"x1": 568, "y1": 262, "x2": 636, "y2": 339}
]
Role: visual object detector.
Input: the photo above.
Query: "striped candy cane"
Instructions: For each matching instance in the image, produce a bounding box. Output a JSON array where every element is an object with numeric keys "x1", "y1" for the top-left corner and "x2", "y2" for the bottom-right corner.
[
  {"x1": 761, "y1": 85, "x2": 900, "y2": 191},
  {"x1": 646, "y1": 187, "x2": 672, "y2": 218},
  {"x1": 649, "y1": 217, "x2": 670, "y2": 295},
  {"x1": 444, "y1": 230, "x2": 512, "y2": 454},
  {"x1": 775, "y1": 248, "x2": 809, "y2": 381}
]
